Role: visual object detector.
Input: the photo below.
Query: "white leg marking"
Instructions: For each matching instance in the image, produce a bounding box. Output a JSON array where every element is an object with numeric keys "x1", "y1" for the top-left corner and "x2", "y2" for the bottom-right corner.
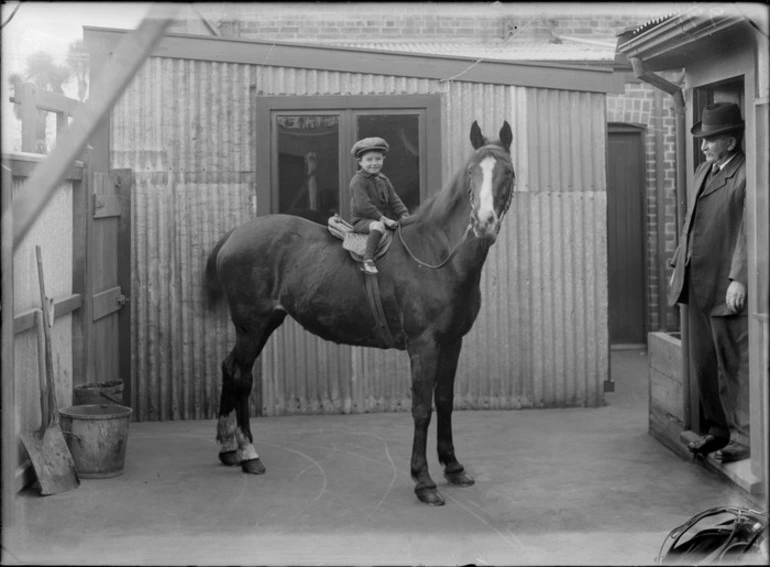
[
  {"x1": 236, "y1": 428, "x2": 260, "y2": 461},
  {"x1": 217, "y1": 412, "x2": 238, "y2": 452},
  {"x1": 478, "y1": 156, "x2": 497, "y2": 225}
]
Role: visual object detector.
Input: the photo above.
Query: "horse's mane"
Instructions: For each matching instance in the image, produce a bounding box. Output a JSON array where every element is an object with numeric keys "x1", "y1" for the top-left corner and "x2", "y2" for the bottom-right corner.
[{"x1": 410, "y1": 142, "x2": 510, "y2": 226}]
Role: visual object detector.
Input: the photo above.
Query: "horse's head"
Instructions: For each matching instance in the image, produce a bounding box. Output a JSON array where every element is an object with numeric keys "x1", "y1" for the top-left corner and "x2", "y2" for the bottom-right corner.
[{"x1": 466, "y1": 121, "x2": 516, "y2": 240}]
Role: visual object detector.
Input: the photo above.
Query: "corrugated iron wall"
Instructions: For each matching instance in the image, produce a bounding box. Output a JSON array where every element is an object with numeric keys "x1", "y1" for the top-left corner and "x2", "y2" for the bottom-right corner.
[
  {"x1": 112, "y1": 57, "x2": 608, "y2": 421},
  {"x1": 111, "y1": 59, "x2": 258, "y2": 421}
]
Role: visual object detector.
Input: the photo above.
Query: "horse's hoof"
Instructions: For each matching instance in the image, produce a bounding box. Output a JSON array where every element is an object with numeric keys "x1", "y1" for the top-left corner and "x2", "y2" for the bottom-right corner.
[
  {"x1": 415, "y1": 487, "x2": 445, "y2": 506},
  {"x1": 444, "y1": 469, "x2": 475, "y2": 487},
  {"x1": 241, "y1": 458, "x2": 266, "y2": 475},
  {"x1": 218, "y1": 450, "x2": 241, "y2": 466}
]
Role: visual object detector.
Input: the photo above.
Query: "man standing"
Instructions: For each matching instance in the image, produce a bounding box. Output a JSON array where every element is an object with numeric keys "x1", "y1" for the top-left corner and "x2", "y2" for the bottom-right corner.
[{"x1": 668, "y1": 102, "x2": 750, "y2": 463}]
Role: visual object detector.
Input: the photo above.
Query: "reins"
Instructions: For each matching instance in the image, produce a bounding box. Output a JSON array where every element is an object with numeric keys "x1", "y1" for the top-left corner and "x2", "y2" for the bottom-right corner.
[{"x1": 397, "y1": 223, "x2": 472, "y2": 269}]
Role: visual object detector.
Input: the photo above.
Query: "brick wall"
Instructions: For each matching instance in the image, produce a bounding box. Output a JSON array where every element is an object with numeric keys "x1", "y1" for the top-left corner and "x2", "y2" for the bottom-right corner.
[
  {"x1": 607, "y1": 77, "x2": 680, "y2": 333},
  {"x1": 175, "y1": 4, "x2": 672, "y2": 43},
  {"x1": 172, "y1": 3, "x2": 681, "y2": 338}
]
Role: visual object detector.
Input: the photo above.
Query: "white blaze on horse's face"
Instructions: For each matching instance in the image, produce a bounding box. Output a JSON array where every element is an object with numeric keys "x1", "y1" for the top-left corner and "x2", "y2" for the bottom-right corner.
[{"x1": 472, "y1": 155, "x2": 499, "y2": 238}]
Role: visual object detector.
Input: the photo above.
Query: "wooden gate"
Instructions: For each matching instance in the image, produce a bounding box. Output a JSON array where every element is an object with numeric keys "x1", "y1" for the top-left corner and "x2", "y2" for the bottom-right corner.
[{"x1": 76, "y1": 169, "x2": 132, "y2": 403}]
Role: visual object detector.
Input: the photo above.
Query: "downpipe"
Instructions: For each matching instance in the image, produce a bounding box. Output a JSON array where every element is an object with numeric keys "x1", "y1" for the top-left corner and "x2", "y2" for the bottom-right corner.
[{"x1": 628, "y1": 57, "x2": 692, "y2": 429}]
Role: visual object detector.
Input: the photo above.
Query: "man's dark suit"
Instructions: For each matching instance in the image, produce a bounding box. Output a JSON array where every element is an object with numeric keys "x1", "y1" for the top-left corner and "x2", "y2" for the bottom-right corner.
[{"x1": 668, "y1": 152, "x2": 749, "y2": 447}]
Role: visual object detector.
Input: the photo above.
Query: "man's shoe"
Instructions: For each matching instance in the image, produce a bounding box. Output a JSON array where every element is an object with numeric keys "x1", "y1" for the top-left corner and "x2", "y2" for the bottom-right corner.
[
  {"x1": 361, "y1": 260, "x2": 378, "y2": 275},
  {"x1": 688, "y1": 434, "x2": 729, "y2": 456},
  {"x1": 714, "y1": 442, "x2": 750, "y2": 463}
]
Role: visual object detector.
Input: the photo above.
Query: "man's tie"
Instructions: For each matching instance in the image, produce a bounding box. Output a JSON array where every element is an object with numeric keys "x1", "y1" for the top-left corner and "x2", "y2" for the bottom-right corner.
[{"x1": 711, "y1": 163, "x2": 720, "y2": 177}]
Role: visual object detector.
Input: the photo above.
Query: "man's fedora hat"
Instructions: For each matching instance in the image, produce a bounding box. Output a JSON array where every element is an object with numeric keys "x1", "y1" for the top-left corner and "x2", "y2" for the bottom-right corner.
[{"x1": 691, "y1": 102, "x2": 745, "y2": 138}]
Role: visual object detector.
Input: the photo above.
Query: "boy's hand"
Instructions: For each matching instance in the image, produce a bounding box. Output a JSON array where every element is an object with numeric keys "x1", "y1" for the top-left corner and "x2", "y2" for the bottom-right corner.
[{"x1": 381, "y1": 217, "x2": 399, "y2": 229}]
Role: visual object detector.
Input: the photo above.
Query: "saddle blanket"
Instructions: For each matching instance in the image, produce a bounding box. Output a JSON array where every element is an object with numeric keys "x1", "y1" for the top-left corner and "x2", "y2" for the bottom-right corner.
[{"x1": 327, "y1": 215, "x2": 393, "y2": 262}]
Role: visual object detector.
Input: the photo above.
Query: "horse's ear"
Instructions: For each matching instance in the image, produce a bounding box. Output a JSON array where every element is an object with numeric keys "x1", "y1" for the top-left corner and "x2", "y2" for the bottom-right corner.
[
  {"x1": 470, "y1": 121, "x2": 485, "y2": 149},
  {"x1": 499, "y1": 121, "x2": 513, "y2": 152}
]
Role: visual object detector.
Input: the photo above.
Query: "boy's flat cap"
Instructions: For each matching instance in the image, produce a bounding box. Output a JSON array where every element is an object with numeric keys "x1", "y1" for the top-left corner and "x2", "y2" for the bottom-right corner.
[{"x1": 351, "y1": 137, "x2": 389, "y2": 158}]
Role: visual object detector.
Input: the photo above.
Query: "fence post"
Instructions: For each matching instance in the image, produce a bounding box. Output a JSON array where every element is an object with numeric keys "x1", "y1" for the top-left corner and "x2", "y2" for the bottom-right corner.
[
  {"x1": 72, "y1": 150, "x2": 90, "y2": 391},
  {"x1": 56, "y1": 111, "x2": 70, "y2": 145},
  {"x1": 20, "y1": 83, "x2": 38, "y2": 153}
]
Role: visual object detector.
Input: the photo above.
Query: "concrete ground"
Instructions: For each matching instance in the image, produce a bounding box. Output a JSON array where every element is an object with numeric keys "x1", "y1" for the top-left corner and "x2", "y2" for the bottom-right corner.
[{"x1": 2, "y1": 349, "x2": 765, "y2": 566}]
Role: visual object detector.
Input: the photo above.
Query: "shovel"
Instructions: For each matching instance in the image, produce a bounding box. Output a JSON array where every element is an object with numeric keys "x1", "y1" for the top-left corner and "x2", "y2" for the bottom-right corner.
[{"x1": 20, "y1": 245, "x2": 80, "y2": 495}]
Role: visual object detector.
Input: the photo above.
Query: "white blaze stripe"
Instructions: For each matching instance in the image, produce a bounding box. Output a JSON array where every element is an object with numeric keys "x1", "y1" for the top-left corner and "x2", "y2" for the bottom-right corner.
[{"x1": 479, "y1": 156, "x2": 497, "y2": 222}]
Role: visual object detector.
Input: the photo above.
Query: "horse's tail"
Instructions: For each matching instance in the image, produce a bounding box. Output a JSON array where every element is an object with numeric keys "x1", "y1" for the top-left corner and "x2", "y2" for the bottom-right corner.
[{"x1": 204, "y1": 228, "x2": 235, "y2": 308}]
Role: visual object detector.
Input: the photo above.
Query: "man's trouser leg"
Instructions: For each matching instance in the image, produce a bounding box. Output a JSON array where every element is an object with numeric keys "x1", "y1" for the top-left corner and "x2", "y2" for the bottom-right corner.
[
  {"x1": 710, "y1": 313, "x2": 750, "y2": 448},
  {"x1": 687, "y1": 272, "x2": 729, "y2": 440}
]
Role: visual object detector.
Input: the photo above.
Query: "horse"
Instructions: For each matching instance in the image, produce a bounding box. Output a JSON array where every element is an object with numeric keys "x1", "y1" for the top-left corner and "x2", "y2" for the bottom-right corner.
[{"x1": 204, "y1": 121, "x2": 516, "y2": 506}]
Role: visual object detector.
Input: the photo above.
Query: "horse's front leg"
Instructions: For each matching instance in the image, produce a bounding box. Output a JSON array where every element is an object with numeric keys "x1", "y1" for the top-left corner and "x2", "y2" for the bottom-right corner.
[
  {"x1": 436, "y1": 339, "x2": 474, "y2": 487},
  {"x1": 408, "y1": 337, "x2": 444, "y2": 506}
]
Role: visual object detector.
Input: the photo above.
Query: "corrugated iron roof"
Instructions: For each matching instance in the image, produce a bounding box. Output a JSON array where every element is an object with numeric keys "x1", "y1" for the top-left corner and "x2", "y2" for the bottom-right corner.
[
  {"x1": 622, "y1": 8, "x2": 684, "y2": 37},
  {"x1": 291, "y1": 38, "x2": 618, "y2": 63}
]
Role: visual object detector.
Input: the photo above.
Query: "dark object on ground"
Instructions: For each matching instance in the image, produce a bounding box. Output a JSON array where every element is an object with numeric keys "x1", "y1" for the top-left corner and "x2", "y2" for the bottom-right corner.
[{"x1": 658, "y1": 506, "x2": 768, "y2": 565}]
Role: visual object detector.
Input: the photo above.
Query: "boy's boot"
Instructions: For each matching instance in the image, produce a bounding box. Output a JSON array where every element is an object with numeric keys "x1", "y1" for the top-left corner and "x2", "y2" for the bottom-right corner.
[{"x1": 362, "y1": 231, "x2": 382, "y2": 274}]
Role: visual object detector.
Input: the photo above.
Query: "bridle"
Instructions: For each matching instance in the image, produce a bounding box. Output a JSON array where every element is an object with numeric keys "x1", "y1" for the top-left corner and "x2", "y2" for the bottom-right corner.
[{"x1": 398, "y1": 146, "x2": 515, "y2": 270}]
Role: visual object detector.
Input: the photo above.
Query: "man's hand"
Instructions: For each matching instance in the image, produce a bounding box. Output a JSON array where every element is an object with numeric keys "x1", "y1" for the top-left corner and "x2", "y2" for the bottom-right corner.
[
  {"x1": 726, "y1": 280, "x2": 747, "y2": 314},
  {"x1": 381, "y1": 217, "x2": 399, "y2": 229}
]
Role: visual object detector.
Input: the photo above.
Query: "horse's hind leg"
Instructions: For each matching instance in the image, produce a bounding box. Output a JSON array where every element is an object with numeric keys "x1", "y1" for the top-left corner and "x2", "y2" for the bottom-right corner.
[
  {"x1": 217, "y1": 310, "x2": 286, "y2": 473},
  {"x1": 436, "y1": 340, "x2": 474, "y2": 487}
]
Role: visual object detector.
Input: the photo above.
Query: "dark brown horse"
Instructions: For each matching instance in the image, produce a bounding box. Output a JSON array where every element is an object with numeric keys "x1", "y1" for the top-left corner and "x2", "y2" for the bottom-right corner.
[{"x1": 205, "y1": 121, "x2": 515, "y2": 505}]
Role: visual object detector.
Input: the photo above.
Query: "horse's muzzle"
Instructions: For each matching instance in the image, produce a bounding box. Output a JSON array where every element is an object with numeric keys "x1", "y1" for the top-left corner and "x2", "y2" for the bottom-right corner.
[
  {"x1": 471, "y1": 214, "x2": 500, "y2": 240},
  {"x1": 471, "y1": 221, "x2": 499, "y2": 241}
]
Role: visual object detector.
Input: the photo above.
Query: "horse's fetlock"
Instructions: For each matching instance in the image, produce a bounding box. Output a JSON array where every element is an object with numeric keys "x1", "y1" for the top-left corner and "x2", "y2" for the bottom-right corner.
[{"x1": 438, "y1": 452, "x2": 454, "y2": 466}]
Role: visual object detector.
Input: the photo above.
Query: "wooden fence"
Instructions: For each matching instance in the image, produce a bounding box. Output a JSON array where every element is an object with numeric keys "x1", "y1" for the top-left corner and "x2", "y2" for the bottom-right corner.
[{"x1": 2, "y1": 82, "x2": 87, "y2": 492}]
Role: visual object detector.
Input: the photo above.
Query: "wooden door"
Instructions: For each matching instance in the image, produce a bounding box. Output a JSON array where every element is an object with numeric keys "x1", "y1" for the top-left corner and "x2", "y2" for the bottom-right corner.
[
  {"x1": 607, "y1": 126, "x2": 647, "y2": 345},
  {"x1": 81, "y1": 170, "x2": 132, "y2": 404}
]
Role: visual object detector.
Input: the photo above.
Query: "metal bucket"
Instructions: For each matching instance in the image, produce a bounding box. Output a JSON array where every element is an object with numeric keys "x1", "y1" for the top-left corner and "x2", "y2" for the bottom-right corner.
[{"x1": 58, "y1": 404, "x2": 132, "y2": 478}]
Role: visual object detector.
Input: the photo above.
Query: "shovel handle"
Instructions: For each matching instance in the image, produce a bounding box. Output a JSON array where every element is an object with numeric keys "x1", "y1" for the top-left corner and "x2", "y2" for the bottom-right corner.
[
  {"x1": 35, "y1": 246, "x2": 58, "y2": 427},
  {"x1": 34, "y1": 310, "x2": 50, "y2": 426}
]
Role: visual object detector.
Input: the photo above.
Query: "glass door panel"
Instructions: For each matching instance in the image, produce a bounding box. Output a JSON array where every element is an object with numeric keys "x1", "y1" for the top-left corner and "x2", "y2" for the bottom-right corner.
[
  {"x1": 276, "y1": 114, "x2": 340, "y2": 223},
  {"x1": 356, "y1": 113, "x2": 421, "y2": 212}
]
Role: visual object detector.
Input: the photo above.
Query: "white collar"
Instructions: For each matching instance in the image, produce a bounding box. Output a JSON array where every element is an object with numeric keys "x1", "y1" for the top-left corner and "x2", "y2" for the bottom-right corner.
[{"x1": 716, "y1": 153, "x2": 738, "y2": 171}]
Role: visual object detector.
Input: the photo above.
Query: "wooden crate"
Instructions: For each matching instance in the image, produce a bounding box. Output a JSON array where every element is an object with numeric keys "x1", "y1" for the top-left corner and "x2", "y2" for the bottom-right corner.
[{"x1": 648, "y1": 331, "x2": 688, "y2": 457}]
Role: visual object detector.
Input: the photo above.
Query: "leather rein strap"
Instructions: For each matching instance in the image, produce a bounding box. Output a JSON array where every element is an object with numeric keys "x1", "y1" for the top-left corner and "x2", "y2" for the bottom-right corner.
[{"x1": 397, "y1": 223, "x2": 472, "y2": 270}]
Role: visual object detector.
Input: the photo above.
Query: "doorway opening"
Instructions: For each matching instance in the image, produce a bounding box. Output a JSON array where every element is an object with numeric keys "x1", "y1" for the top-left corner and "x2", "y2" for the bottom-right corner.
[{"x1": 607, "y1": 123, "x2": 648, "y2": 347}]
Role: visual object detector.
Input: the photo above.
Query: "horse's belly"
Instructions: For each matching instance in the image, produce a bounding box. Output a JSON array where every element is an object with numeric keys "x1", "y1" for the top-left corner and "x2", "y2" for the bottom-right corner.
[
  {"x1": 281, "y1": 266, "x2": 405, "y2": 349},
  {"x1": 288, "y1": 308, "x2": 404, "y2": 349}
]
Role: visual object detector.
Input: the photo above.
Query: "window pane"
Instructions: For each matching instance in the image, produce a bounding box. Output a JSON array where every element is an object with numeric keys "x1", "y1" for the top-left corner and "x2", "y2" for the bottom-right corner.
[
  {"x1": 357, "y1": 114, "x2": 420, "y2": 211},
  {"x1": 277, "y1": 115, "x2": 339, "y2": 223}
]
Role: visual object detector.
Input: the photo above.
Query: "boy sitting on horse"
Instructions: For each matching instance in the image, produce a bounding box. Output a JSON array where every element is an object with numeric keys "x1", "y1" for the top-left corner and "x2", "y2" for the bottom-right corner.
[{"x1": 349, "y1": 137, "x2": 410, "y2": 275}]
